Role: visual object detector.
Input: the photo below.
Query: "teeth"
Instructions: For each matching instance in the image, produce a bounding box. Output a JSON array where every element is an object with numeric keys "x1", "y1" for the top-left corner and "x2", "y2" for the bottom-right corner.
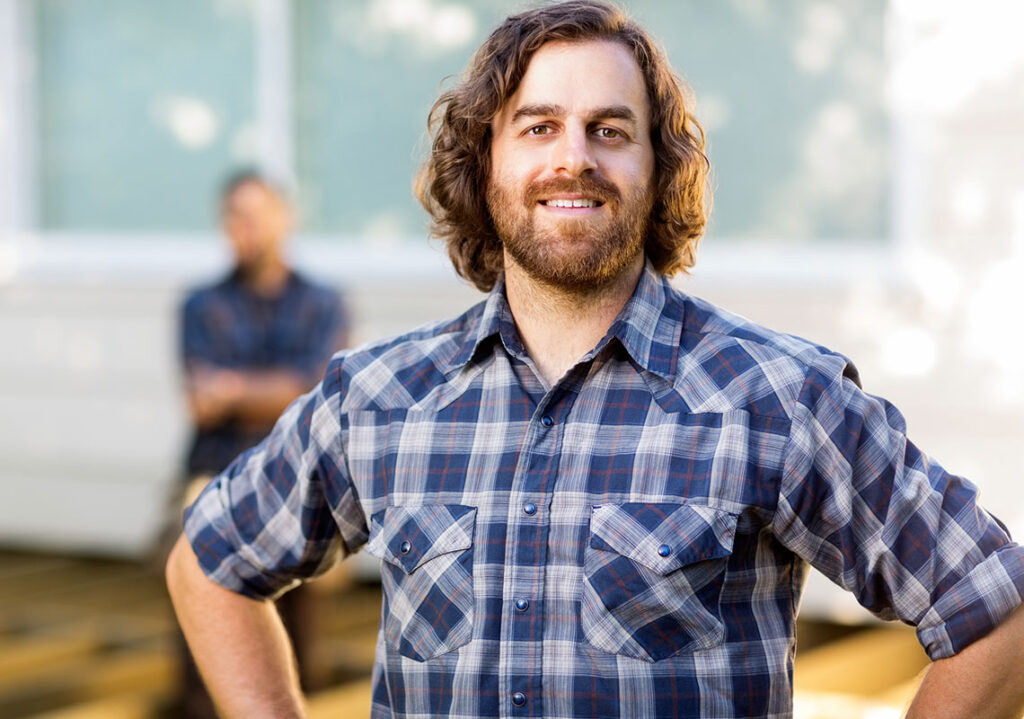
[{"x1": 545, "y1": 199, "x2": 596, "y2": 208}]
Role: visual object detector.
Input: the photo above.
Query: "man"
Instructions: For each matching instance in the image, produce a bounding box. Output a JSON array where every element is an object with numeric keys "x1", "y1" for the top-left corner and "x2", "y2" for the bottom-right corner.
[
  {"x1": 176, "y1": 170, "x2": 347, "y2": 717},
  {"x1": 167, "y1": 3, "x2": 1024, "y2": 718}
]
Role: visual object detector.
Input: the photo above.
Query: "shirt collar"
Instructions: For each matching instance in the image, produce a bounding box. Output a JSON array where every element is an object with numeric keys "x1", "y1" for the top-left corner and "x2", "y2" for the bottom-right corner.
[
  {"x1": 447, "y1": 275, "x2": 510, "y2": 372},
  {"x1": 603, "y1": 260, "x2": 683, "y2": 382},
  {"x1": 447, "y1": 260, "x2": 684, "y2": 382}
]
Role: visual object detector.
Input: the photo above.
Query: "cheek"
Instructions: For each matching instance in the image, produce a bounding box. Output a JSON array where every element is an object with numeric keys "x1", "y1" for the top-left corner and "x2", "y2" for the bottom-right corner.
[
  {"x1": 269, "y1": 211, "x2": 289, "y2": 237},
  {"x1": 490, "y1": 162, "x2": 519, "y2": 191},
  {"x1": 491, "y1": 139, "x2": 548, "y2": 184},
  {"x1": 641, "y1": 150, "x2": 657, "y2": 189},
  {"x1": 608, "y1": 151, "x2": 655, "y2": 187}
]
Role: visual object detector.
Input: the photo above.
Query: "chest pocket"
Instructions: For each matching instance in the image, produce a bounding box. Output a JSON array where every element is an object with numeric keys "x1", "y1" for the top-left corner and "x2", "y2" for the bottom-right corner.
[
  {"x1": 366, "y1": 504, "x2": 477, "y2": 661},
  {"x1": 582, "y1": 502, "x2": 737, "y2": 662}
]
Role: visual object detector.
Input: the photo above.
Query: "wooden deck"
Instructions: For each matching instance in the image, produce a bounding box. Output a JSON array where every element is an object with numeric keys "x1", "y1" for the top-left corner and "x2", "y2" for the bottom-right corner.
[
  {"x1": 0, "y1": 550, "x2": 379, "y2": 718},
  {"x1": 0, "y1": 549, "x2": 928, "y2": 718}
]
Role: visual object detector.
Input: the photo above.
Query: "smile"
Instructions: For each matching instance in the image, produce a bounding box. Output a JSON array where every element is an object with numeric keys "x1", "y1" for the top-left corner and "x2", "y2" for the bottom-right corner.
[{"x1": 541, "y1": 198, "x2": 603, "y2": 208}]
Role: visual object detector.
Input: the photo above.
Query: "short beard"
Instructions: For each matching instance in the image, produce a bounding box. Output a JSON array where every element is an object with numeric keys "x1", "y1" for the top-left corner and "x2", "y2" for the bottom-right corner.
[{"x1": 486, "y1": 174, "x2": 653, "y2": 292}]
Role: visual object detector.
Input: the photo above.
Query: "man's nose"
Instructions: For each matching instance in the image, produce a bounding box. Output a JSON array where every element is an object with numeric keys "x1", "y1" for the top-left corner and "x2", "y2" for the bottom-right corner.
[{"x1": 550, "y1": 126, "x2": 597, "y2": 177}]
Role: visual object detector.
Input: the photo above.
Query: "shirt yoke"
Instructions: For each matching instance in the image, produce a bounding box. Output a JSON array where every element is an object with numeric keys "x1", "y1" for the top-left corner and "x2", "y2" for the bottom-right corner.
[
  {"x1": 328, "y1": 282, "x2": 858, "y2": 426},
  {"x1": 670, "y1": 292, "x2": 855, "y2": 418},
  {"x1": 330, "y1": 299, "x2": 490, "y2": 413}
]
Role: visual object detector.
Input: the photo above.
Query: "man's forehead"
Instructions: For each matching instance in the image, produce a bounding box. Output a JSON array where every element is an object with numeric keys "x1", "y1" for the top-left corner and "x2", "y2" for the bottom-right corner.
[
  {"x1": 496, "y1": 39, "x2": 649, "y2": 123},
  {"x1": 226, "y1": 181, "x2": 282, "y2": 206}
]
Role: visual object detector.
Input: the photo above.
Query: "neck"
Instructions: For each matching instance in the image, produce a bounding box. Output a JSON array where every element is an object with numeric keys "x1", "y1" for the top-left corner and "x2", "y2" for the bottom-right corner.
[
  {"x1": 240, "y1": 255, "x2": 290, "y2": 296},
  {"x1": 503, "y1": 253, "x2": 644, "y2": 387}
]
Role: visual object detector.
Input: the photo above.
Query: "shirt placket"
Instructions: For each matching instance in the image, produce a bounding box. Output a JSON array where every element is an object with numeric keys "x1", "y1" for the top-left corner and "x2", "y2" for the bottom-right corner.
[{"x1": 497, "y1": 385, "x2": 573, "y2": 717}]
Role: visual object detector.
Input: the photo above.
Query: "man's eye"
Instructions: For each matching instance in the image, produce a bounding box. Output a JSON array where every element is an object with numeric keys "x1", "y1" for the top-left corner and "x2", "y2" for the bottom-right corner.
[
  {"x1": 527, "y1": 125, "x2": 551, "y2": 136},
  {"x1": 596, "y1": 127, "x2": 622, "y2": 139}
]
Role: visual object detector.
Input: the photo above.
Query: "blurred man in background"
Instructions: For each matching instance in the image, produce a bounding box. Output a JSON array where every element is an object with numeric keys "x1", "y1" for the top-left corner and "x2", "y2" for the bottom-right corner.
[{"x1": 176, "y1": 170, "x2": 348, "y2": 718}]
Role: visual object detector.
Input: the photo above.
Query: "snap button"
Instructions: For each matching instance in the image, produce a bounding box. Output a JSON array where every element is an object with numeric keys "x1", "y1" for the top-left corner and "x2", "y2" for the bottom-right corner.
[
  {"x1": 515, "y1": 598, "x2": 530, "y2": 612},
  {"x1": 541, "y1": 415, "x2": 554, "y2": 427},
  {"x1": 400, "y1": 541, "x2": 412, "y2": 554},
  {"x1": 511, "y1": 692, "x2": 527, "y2": 707},
  {"x1": 523, "y1": 503, "x2": 537, "y2": 516},
  {"x1": 657, "y1": 544, "x2": 672, "y2": 557}
]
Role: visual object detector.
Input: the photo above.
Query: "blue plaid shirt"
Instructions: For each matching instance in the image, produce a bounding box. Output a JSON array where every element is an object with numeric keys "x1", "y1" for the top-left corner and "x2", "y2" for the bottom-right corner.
[
  {"x1": 181, "y1": 269, "x2": 347, "y2": 476},
  {"x1": 186, "y1": 263, "x2": 1024, "y2": 718}
]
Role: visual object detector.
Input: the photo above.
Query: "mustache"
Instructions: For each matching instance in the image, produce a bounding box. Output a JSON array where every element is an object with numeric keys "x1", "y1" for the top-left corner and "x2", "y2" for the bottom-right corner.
[{"x1": 524, "y1": 175, "x2": 620, "y2": 205}]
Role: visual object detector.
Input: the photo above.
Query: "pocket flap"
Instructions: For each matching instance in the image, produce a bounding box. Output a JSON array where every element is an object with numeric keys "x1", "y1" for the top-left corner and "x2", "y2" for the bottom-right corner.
[
  {"x1": 589, "y1": 503, "x2": 737, "y2": 575},
  {"x1": 367, "y1": 504, "x2": 476, "y2": 574}
]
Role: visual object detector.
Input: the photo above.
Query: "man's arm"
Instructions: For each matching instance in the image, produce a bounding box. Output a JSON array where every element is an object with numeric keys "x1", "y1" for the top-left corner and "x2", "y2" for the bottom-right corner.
[
  {"x1": 775, "y1": 366, "x2": 1024, "y2": 716},
  {"x1": 186, "y1": 364, "x2": 311, "y2": 430},
  {"x1": 165, "y1": 534, "x2": 307, "y2": 719},
  {"x1": 906, "y1": 602, "x2": 1024, "y2": 719}
]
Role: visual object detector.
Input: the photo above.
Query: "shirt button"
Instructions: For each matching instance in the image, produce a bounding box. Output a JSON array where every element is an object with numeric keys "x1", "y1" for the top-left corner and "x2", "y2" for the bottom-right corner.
[
  {"x1": 511, "y1": 692, "x2": 527, "y2": 707},
  {"x1": 541, "y1": 415, "x2": 554, "y2": 427},
  {"x1": 400, "y1": 541, "x2": 412, "y2": 554},
  {"x1": 523, "y1": 502, "x2": 537, "y2": 516},
  {"x1": 515, "y1": 598, "x2": 530, "y2": 612},
  {"x1": 657, "y1": 544, "x2": 672, "y2": 557}
]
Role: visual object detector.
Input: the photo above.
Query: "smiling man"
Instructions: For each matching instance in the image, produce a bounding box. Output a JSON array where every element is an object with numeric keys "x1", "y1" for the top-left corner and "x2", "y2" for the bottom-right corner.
[
  {"x1": 166, "y1": 3, "x2": 1024, "y2": 718},
  {"x1": 487, "y1": 41, "x2": 655, "y2": 292}
]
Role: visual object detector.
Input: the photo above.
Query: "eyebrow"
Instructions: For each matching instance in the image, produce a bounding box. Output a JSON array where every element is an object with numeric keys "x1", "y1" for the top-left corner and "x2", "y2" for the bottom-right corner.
[{"x1": 510, "y1": 103, "x2": 638, "y2": 126}]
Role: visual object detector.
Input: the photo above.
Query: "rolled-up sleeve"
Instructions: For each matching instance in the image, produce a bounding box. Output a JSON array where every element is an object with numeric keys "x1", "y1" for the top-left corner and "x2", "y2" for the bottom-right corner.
[
  {"x1": 184, "y1": 357, "x2": 368, "y2": 600},
  {"x1": 775, "y1": 364, "x2": 1024, "y2": 659}
]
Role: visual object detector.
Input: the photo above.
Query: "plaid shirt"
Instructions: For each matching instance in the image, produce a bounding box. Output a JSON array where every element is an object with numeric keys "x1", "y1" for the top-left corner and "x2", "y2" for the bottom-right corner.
[
  {"x1": 181, "y1": 269, "x2": 347, "y2": 476},
  {"x1": 186, "y1": 263, "x2": 1024, "y2": 718}
]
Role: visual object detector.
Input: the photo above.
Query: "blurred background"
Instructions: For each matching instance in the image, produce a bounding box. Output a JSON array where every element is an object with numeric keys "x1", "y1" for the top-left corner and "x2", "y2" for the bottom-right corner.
[{"x1": 0, "y1": 0, "x2": 1022, "y2": 717}]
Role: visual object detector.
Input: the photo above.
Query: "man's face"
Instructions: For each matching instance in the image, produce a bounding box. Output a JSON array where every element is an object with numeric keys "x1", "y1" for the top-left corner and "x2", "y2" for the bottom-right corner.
[
  {"x1": 487, "y1": 40, "x2": 656, "y2": 291},
  {"x1": 221, "y1": 181, "x2": 291, "y2": 274}
]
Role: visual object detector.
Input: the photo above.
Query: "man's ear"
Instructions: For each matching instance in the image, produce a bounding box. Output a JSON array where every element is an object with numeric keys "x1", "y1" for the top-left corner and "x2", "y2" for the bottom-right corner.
[{"x1": 280, "y1": 202, "x2": 296, "y2": 238}]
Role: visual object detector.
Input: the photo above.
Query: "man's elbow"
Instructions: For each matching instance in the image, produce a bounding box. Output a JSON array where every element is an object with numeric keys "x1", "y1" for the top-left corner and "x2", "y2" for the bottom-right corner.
[{"x1": 166, "y1": 533, "x2": 200, "y2": 606}]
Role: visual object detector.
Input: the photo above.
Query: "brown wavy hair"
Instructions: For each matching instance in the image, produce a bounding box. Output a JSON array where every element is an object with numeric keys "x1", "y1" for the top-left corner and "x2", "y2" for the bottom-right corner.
[{"x1": 416, "y1": 0, "x2": 710, "y2": 292}]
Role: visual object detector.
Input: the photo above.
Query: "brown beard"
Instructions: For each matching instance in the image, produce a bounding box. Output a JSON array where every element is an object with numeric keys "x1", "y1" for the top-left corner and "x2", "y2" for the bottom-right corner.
[{"x1": 486, "y1": 174, "x2": 653, "y2": 291}]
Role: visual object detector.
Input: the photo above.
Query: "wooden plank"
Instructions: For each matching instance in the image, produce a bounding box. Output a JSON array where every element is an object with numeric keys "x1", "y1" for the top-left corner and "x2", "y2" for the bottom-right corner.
[
  {"x1": 321, "y1": 586, "x2": 383, "y2": 634},
  {"x1": 0, "y1": 645, "x2": 102, "y2": 693},
  {"x1": 1, "y1": 608, "x2": 172, "y2": 643},
  {"x1": 793, "y1": 691, "x2": 905, "y2": 719},
  {"x1": 317, "y1": 625, "x2": 380, "y2": 676},
  {"x1": 794, "y1": 625, "x2": 929, "y2": 697},
  {"x1": 874, "y1": 667, "x2": 929, "y2": 709},
  {"x1": 11, "y1": 602, "x2": 172, "y2": 641},
  {"x1": 0, "y1": 562, "x2": 145, "y2": 604},
  {"x1": 0, "y1": 647, "x2": 171, "y2": 718},
  {"x1": 23, "y1": 689, "x2": 166, "y2": 719},
  {"x1": 0, "y1": 634, "x2": 102, "y2": 679},
  {"x1": 66, "y1": 649, "x2": 173, "y2": 700},
  {"x1": 0, "y1": 552, "x2": 384, "y2": 717},
  {"x1": 40, "y1": 578, "x2": 170, "y2": 609},
  {"x1": 308, "y1": 679, "x2": 373, "y2": 719},
  {"x1": 0, "y1": 554, "x2": 76, "y2": 580}
]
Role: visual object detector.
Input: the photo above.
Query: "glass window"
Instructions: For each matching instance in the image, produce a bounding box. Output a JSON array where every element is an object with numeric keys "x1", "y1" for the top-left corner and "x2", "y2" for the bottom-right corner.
[
  {"x1": 36, "y1": 0, "x2": 257, "y2": 231},
  {"x1": 295, "y1": 0, "x2": 888, "y2": 243},
  {"x1": 34, "y1": 0, "x2": 887, "y2": 240},
  {"x1": 629, "y1": 0, "x2": 889, "y2": 242},
  {"x1": 294, "y1": 0, "x2": 519, "y2": 240}
]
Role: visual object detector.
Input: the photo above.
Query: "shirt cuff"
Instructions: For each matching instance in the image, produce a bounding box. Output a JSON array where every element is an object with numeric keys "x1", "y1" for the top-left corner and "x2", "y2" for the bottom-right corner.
[
  {"x1": 916, "y1": 542, "x2": 1024, "y2": 659},
  {"x1": 183, "y1": 476, "x2": 301, "y2": 601}
]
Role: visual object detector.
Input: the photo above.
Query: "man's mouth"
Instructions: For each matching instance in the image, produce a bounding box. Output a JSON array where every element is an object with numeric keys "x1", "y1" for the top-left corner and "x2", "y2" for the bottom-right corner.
[{"x1": 540, "y1": 198, "x2": 604, "y2": 208}]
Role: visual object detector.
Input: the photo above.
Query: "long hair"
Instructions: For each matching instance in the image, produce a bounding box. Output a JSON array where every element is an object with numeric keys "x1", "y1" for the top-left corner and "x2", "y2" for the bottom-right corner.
[{"x1": 416, "y1": 0, "x2": 710, "y2": 292}]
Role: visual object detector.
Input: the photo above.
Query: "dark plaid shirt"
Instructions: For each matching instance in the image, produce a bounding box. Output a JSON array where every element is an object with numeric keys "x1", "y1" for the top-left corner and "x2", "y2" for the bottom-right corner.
[
  {"x1": 180, "y1": 268, "x2": 346, "y2": 476},
  {"x1": 185, "y1": 263, "x2": 1024, "y2": 718}
]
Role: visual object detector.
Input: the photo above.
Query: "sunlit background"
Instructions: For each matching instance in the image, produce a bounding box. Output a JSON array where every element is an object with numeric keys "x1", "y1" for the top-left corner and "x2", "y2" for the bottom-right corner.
[{"x1": 0, "y1": 1, "x2": 1022, "y2": 717}]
